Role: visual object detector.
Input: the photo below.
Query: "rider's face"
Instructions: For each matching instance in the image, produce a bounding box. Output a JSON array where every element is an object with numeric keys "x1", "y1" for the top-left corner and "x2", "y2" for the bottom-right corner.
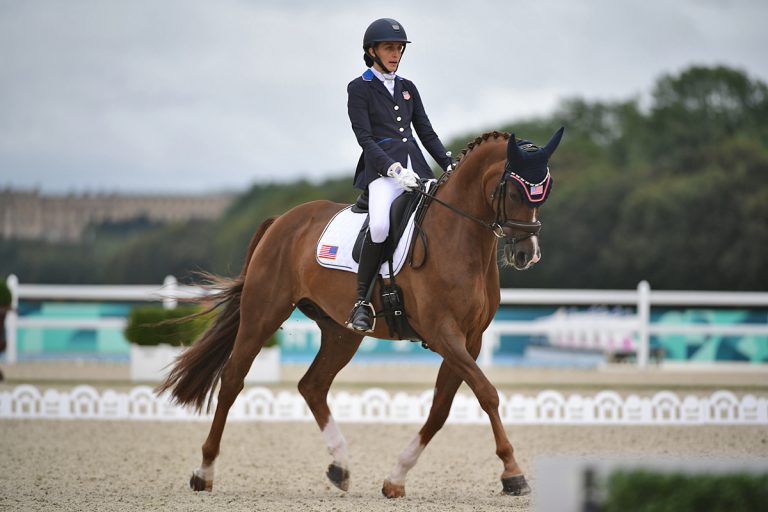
[{"x1": 369, "y1": 41, "x2": 404, "y2": 73}]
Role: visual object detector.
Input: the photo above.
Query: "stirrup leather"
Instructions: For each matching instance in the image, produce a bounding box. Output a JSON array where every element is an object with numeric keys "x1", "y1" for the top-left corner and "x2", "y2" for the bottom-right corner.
[{"x1": 346, "y1": 300, "x2": 376, "y2": 333}]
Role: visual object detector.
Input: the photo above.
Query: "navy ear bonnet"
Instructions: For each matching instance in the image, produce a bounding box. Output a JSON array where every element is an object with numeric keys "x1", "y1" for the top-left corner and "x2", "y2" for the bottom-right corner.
[{"x1": 504, "y1": 127, "x2": 564, "y2": 206}]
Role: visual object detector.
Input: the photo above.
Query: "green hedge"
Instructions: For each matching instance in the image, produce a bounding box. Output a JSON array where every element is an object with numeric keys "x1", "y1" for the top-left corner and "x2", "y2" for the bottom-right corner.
[
  {"x1": 124, "y1": 305, "x2": 213, "y2": 347},
  {"x1": 124, "y1": 304, "x2": 279, "y2": 347},
  {"x1": 604, "y1": 470, "x2": 768, "y2": 512}
]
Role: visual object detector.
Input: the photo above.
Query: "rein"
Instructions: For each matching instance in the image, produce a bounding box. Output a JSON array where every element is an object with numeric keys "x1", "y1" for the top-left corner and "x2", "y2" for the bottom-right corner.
[
  {"x1": 413, "y1": 185, "x2": 505, "y2": 237},
  {"x1": 413, "y1": 172, "x2": 542, "y2": 244}
]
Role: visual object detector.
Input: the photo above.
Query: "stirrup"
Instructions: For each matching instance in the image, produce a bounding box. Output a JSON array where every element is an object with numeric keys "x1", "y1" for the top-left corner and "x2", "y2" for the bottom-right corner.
[{"x1": 346, "y1": 300, "x2": 376, "y2": 333}]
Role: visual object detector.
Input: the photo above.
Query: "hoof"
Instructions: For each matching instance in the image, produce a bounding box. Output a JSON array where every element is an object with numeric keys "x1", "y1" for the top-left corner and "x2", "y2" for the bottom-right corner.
[
  {"x1": 326, "y1": 463, "x2": 350, "y2": 491},
  {"x1": 381, "y1": 479, "x2": 405, "y2": 498},
  {"x1": 190, "y1": 473, "x2": 212, "y2": 492},
  {"x1": 501, "y1": 474, "x2": 531, "y2": 496}
]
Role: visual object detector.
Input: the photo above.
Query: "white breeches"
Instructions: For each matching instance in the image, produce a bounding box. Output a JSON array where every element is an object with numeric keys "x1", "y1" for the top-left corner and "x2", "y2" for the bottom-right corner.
[{"x1": 367, "y1": 176, "x2": 405, "y2": 243}]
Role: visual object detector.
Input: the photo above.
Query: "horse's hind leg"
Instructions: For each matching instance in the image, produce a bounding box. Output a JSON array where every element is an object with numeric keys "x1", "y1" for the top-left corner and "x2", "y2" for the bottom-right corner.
[
  {"x1": 190, "y1": 288, "x2": 294, "y2": 492},
  {"x1": 297, "y1": 319, "x2": 363, "y2": 492}
]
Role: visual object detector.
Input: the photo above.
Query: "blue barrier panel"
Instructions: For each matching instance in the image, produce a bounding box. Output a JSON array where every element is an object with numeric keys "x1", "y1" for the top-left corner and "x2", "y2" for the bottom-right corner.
[{"x1": 6, "y1": 301, "x2": 767, "y2": 364}]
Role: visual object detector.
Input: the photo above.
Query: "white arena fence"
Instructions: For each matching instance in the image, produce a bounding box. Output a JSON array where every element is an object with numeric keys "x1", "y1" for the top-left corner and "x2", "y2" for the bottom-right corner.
[
  {"x1": 4, "y1": 275, "x2": 768, "y2": 368},
  {"x1": 1, "y1": 385, "x2": 766, "y2": 425}
]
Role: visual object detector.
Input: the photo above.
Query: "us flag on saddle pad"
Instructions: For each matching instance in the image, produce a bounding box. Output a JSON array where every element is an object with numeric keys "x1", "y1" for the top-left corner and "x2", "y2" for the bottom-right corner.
[{"x1": 318, "y1": 244, "x2": 338, "y2": 260}]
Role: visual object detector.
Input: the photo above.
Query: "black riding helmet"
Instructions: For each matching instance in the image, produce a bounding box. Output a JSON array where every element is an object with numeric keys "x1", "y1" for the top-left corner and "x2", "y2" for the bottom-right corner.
[{"x1": 363, "y1": 18, "x2": 410, "y2": 70}]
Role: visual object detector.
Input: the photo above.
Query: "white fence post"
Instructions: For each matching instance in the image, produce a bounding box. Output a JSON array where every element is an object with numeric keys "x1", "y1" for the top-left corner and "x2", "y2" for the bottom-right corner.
[
  {"x1": 162, "y1": 275, "x2": 178, "y2": 310},
  {"x1": 637, "y1": 280, "x2": 651, "y2": 369},
  {"x1": 479, "y1": 325, "x2": 498, "y2": 368},
  {"x1": 5, "y1": 274, "x2": 19, "y2": 364}
]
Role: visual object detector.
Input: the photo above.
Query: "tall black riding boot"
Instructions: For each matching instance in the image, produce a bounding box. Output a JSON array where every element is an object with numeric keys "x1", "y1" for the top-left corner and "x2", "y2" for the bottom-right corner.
[{"x1": 347, "y1": 234, "x2": 385, "y2": 332}]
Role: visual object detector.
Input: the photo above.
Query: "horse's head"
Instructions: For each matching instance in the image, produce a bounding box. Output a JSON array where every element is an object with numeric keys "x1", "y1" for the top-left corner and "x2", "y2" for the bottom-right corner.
[{"x1": 496, "y1": 127, "x2": 564, "y2": 270}]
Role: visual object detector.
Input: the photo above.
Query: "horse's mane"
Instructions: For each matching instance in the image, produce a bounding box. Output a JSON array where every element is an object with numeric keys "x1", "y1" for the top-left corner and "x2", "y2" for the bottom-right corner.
[{"x1": 455, "y1": 131, "x2": 511, "y2": 166}]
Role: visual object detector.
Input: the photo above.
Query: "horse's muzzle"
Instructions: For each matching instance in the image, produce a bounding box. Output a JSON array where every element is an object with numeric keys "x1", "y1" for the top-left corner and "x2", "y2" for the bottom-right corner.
[
  {"x1": 504, "y1": 241, "x2": 540, "y2": 270},
  {"x1": 498, "y1": 219, "x2": 542, "y2": 270}
]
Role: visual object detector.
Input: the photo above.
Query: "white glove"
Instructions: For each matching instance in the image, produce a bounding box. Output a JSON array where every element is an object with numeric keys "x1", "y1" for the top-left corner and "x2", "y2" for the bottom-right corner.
[
  {"x1": 445, "y1": 151, "x2": 455, "y2": 172},
  {"x1": 387, "y1": 162, "x2": 419, "y2": 191}
]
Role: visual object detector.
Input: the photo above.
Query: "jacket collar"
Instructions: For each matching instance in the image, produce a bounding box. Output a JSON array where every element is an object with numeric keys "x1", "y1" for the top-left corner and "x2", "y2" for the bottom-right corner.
[{"x1": 362, "y1": 68, "x2": 403, "y2": 82}]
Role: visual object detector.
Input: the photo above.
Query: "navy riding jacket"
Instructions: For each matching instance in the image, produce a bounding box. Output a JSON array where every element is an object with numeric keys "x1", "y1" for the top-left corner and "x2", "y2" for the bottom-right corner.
[{"x1": 348, "y1": 69, "x2": 452, "y2": 190}]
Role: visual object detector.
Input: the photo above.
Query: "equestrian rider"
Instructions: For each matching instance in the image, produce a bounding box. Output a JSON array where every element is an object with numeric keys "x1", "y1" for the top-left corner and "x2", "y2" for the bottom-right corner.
[{"x1": 346, "y1": 18, "x2": 454, "y2": 333}]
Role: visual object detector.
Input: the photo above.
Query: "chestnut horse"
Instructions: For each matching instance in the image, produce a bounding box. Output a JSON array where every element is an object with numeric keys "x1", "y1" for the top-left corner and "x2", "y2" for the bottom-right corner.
[{"x1": 157, "y1": 128, "x2": 564, "y2": 498}]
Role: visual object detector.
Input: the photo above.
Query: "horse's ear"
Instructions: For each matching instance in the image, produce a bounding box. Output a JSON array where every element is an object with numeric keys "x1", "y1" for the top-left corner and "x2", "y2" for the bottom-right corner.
[
  {"x1": 507, "y1": 134, "x2": 525, "y2": 166},
  {"x1": 542, "y1": 127, "x2": 565, "y2": 158}
]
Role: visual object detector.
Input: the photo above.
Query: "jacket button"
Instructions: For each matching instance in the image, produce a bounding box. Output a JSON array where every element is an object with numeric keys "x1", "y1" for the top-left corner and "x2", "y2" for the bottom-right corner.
[
  {"x1": 394, "y1": 105, "x2": 400, "y2": 110},
  {"x1": 396, "y1": 116, "x2": 402, "y2": 121},
  {"x1": 399, "y1": 127, "x2": 404, "y2": 132},
  {"x1": 402, "y1": 137, "x2": 407, "y2": 142}
]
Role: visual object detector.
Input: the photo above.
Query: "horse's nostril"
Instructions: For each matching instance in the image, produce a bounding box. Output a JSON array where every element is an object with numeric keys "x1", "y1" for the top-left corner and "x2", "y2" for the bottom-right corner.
[{"x1": 515, "y1": 251, "x2": 528, "y2": 267}]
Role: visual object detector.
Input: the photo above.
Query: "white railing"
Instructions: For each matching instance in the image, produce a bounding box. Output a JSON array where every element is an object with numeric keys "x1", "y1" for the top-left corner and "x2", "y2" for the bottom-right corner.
[
  {"x1": 482, "y1": 282, "x2": 768, "y2": 368},
  {"x1": 3, "y1": 275, "x2": 768, "y2": 368},
  {"x1": 2, "y1": 385, "x2": 766, "y2": 425},
  {"x1": 2, "y1": 274, "x2": 206, "y2": 364}
]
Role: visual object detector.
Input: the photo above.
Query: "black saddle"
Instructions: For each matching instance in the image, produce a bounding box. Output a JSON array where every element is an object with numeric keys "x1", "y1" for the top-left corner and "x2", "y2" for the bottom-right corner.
[
  {"x1": 351, "y1": 183, "x2": 426, "y2": 264},
  {"x1": 349, "y1": 182, "x2": 433, "y2": 343}
]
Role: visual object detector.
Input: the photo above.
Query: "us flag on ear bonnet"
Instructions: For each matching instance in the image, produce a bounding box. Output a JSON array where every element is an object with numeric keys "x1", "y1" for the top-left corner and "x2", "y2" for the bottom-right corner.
[{"x1": 505, "y1": 127, "x2": 564, "y2": 207}]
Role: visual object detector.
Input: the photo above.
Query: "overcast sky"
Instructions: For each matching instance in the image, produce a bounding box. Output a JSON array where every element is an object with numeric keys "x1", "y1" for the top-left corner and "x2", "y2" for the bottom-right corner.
[{"x1": 1, "y1": 0, "x2": 766, "y2": 194}]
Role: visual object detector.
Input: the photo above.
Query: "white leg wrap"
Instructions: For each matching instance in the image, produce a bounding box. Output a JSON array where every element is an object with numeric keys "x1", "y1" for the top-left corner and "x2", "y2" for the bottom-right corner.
[
  {"x1": 322, "y1": 417, "x2": 349, "y2": 468},
  {"x1": 388, "y1": 434, "x2": 424, "y2": 485},
  {"x1": 193, "y1": 463, "x2": 214, "y2": 483}
]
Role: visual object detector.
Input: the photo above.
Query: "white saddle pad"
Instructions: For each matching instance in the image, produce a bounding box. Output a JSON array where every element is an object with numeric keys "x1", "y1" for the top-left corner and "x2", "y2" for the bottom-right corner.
[{"x1": 315, "y1": 205, "x2": 418, "y2": 278}]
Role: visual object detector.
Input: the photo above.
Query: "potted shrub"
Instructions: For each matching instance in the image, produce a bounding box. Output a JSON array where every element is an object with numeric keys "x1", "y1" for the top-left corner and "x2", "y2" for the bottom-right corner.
[
  {"x1": 125, "y1": 304, "x2": 206, "y2": 382},
  {"x1": 0, "y1": 278, "x2": 11, "y2": 357},
  {"x1": 125, "y1": 304, "x2": 280, "y2": 382},
  {"x1": 0, "y1": 278, "x2": 10, "y2": 381}
]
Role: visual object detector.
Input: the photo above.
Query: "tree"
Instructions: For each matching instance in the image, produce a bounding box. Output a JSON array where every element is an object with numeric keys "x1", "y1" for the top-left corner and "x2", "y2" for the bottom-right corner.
[
  {"x1": 3, "y1": 64, "x2": 766, "y2": 290},
  {"x1": 642, "y1": 65, "x2": 768, "y2": 172}
]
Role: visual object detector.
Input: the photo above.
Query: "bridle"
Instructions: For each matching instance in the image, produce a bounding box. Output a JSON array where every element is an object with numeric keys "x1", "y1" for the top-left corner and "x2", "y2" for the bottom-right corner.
[
  {"x1": 414, "y1": 166, "x2": 542, "y2": 246},
  {"x1": 490, "y1": 177, "x2": 542, "y2": 244},
  {"x1": 410, "y1": 129, "x2": 562, "y2": 266}
]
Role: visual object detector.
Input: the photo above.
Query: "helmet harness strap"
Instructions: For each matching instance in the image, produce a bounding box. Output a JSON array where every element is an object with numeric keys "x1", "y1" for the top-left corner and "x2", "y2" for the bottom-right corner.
[{"x1": 369, "y1": 43, "x2": 406, "y2": 75}]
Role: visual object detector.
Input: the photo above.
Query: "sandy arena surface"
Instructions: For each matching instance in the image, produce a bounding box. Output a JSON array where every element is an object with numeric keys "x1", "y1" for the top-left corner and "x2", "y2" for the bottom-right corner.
[
  {"x1": 2, "y1": 361, "x2": 767, "y2": 511},
  {"x1": 1, "y1": 418, "x2": 766, "y2": 512}
]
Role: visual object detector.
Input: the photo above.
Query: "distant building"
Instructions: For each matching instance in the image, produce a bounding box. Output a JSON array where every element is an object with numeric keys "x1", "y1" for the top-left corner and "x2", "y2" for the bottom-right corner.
[{"x1": 0, "y1": 188, "x2": 237, "y2": 242}]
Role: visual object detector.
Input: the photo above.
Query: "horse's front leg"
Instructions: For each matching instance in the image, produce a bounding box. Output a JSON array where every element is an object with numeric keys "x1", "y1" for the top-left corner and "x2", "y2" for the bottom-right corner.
[
  {"x1": 297, "y1": 321, "x2": 363, "y2": 492},
  {"x1": 382, "y1": 359, "x2": 464, "y2": 498},
  {"x1": 435, "y1": 327, "x2": 530, "y2": 496}
]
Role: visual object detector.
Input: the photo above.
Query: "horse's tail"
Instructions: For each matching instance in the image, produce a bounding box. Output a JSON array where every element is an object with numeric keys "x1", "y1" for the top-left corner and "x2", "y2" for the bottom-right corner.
[{"x1": 155, "y1": 216, "x2": 278, "y2": 413}]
